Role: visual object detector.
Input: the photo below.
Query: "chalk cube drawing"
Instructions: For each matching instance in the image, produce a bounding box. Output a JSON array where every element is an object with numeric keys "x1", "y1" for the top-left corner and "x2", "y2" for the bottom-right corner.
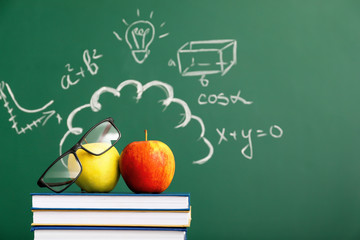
[{"x1": 177, "y1": 40, "x2": 237, "y2": 78}]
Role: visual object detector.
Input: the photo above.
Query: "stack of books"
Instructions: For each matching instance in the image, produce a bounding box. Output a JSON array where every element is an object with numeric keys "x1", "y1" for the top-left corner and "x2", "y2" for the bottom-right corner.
[{"x1": 31, "y1": 193, "x2": 191, "y2": 240}]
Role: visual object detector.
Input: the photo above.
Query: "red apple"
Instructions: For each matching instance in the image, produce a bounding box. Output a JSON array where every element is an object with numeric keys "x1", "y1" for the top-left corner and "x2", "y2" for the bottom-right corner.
[{"x1": 119, "y1": 131, "x2": 175, "y2": 193}]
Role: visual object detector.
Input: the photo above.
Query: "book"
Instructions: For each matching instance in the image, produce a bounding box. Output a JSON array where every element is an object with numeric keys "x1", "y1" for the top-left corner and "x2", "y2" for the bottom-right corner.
[
  {"x1": 31, "y1": 193, "x2": 190, "y2": 211},
  {"x1": 32, "y1": 208, "x2": 192, "y2": 227},
  {"x1": 31, "y1": 226, "x2": 187, "y2": 240}
]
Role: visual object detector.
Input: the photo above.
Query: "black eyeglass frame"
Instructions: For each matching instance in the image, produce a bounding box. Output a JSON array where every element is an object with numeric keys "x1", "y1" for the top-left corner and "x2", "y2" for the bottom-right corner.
[{"x1": 37, "y1": 117, "x2": 121, "y2": 193}]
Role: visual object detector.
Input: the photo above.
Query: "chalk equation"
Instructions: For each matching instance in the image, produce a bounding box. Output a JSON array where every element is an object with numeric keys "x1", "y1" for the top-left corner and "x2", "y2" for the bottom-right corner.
[
  {"x1": 0, "y1": 81, "x2": 61, "y2": 135},
  {"x1": 198, "y1": 90, "x2": 253, "y2": 106},
  {"x1": 113, "y1": 9, "x2": 169, "y2": 64},
  {"x1": 216, "y1": 125, "x2": 283, "y2": 160},
  {"x1": 61, "y1": 49, "x2": 103, "y2": 90},
  {"x1": 175, "y1": 39, "x2": 237, "y2": 87}
]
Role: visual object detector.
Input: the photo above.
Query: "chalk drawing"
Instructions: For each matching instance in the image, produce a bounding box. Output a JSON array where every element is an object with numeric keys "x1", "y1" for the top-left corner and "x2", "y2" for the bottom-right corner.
[
  {"x1": 270, "y1": 125, "x2": 283, "y2": 138},
  {"x1": 177, "y1": 40, "x2": 237, "y2": 86},
  {"x1": 56, "y1": 114, "x2": 63, "y2": 124},
  {"x1": 0, "y1": 81, "x2": 61, "y2": 134},
  {"x1": 216, "y1": 125, "x2": 284, "y2": 160},
  {"x1": 230, "y1": 130, "x2": 237, "y2": 140},
  {"x1": 60, "y1": 80, "x2": 213, "y2": 165},
  {"x1": 216, "y1": 128, "x2": 228, "y2": 145},
  {"x1": 113, "y1": 9, "x2": 169, "y2": 64},
  {"x1": 198, "y1": 90, "x2": 253, "y2": 106},
  {"x1": 168, "y1": 59, "x2": 176, "y2": 67},
  {"x1": 241, "y1": 129, "x2": 253, "y2": 160},
  {"x1": 61, "y1": 49, "x2": 103, "y2": 90},
  {"x1": 125, "y1": 20, "x2": 155, "y2": 64}
]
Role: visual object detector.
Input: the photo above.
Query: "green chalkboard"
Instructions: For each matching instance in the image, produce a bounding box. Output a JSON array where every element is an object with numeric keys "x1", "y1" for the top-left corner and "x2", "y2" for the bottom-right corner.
[{"x1": 1, "y1": 0, "x2": 360, "y2": 239}]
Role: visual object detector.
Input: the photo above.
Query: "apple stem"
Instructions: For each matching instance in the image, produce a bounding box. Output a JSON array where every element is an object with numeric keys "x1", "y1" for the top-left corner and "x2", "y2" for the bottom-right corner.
[{"x1": 145, "y1": 129, "x2": 148, "y2": 141}]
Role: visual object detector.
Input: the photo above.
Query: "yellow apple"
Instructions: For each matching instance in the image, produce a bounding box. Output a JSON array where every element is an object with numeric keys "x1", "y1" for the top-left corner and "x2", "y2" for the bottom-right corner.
[{"x1": 68, "y1": 143, "x2": 120, "y2": 193}]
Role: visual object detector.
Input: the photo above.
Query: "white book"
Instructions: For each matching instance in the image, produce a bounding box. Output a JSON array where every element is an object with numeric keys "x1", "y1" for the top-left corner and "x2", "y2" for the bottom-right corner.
[
  {"x1": 31, "y1": 193, "x2": 190, "y2": 211},
  {"x1": 32, "y1": 209, "x2": 192, "y2": 227},
  {"x1": 32, "y1": 226, "x2": 187, "y2": 240}
]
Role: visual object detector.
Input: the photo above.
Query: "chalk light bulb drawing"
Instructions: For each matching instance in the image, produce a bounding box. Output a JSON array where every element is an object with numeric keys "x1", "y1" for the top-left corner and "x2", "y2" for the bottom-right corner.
[
  {"x1": 125, "y1": 20, "x2": 155, "y2": 64},
  {"x1": 113, "y1": 9, "x2": 169, "y2": 64}
]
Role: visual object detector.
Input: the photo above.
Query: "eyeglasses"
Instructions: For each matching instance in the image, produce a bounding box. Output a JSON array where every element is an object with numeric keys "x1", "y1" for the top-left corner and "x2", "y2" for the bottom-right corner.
[{"x1": 37, "y1": 117, "x2": 121, "y2": 193}]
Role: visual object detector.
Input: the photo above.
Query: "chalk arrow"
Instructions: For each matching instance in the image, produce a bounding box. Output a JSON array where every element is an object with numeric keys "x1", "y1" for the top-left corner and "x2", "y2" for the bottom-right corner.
[{"x1": 39, "y1": 110, "x2": 56, "y2": 126}]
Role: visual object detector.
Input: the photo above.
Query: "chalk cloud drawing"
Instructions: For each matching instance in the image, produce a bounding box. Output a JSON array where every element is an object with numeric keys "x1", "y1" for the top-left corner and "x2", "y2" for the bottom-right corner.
[
  {"x1": 177, "y1": 40, "x2": 237, "y2": 86},
  {"x1": 0, "y1": 81, "x2": 61, "y2": 134},
  {"x1": 60, "y1": 80, "x2": 213, "y2": 165},
  {"x1": 113, "y1": 9, "x2": 169, "y2": 64}
]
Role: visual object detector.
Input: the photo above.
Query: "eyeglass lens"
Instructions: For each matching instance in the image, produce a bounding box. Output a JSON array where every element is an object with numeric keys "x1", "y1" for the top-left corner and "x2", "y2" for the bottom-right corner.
[
  {"x1": 80, "y1": 121, "x2": 120, "y2": 155},
  {"x1": 42, "y1": 153, "x2": 81, "y2": 192}
]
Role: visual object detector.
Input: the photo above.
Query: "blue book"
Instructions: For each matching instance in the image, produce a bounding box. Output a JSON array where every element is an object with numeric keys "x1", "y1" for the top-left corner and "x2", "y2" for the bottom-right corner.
[
  {"x1": 31, "y1": 226, "x2": 187, "y2": 240},
  {"x1": 31, "y1": 193, "x2": 190, "y2": 211}
]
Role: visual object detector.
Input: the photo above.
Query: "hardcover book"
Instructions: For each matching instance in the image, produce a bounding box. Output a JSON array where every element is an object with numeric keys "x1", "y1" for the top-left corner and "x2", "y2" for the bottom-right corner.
[
  {"x1": 31, "y1": 193, "x2": 190, "y2": 211},
  {"x1": 31, "y1": 226, "x2": 187, "y2": 240},
  {"x1": 32, "y1": 208, "x2": 192, "y2": 227}
]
